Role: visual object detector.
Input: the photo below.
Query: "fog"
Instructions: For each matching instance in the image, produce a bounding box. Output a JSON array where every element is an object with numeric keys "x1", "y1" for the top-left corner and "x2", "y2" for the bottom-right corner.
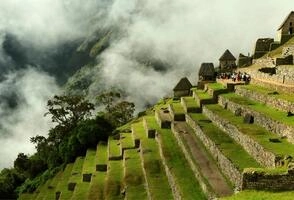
[{"x1": 0, "y1": 0, "x2": 293, "y2": 168}]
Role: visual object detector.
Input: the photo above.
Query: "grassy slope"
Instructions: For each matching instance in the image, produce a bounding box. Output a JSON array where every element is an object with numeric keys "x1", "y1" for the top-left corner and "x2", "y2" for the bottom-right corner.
[
  {"x1": 239, "y1": 84, "x2": 294, "y2": 103},
  {"x1": 221, "y1": 190, "x2": 294, "y2": 200},
  {"x1": 190, "y1": 113, "x2": 261, "y2": 170},
  {"x1": 145, "y1": 115, "x2": 206, "y2": 199},
  {"x1": 206, "y1": 104, "x2": 294, "y2": 157},
  {"x1": 221, "y1": 93, "x2": 294, "y2": 126},
  {"x1": 104, "y1": 161, "x2": 124, "y2": 200},
  {"x1": 123, "y1": 149, "x2": 148, "y2": 200},
  {"x1": 133, "y1": 120, "x2": 173, "y2": 199}
]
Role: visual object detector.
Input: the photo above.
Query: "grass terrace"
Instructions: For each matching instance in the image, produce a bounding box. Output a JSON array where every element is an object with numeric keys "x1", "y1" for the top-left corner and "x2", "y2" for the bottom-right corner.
[
  {"x1": 96, "y1": 142, "x2": 108, "y2": 165},
  {"x1": 171, "y1": 102, "x2": 185, "y2": 114},
  {"x1": 207, "y1": 82, "x2": 227, "y2": 90},
  {"x1": 221, "y1": 190, "x2": 294, "y2": 200},
  {"x1": 108, "y1": 138, "x2": 121, "y2": 159},
  {"x1": 183, "y1": 96, "x2": 199, "y2": 108},
  {"x1": 43, "y1": 171, "x2": 63, "y2": 200},
  {"x1": 193, "y1": 89, "x2": 213, "y2": 100},
  {"x1": 205, "y1": 104, "x2": 294, "y2": 157},
  {"x1": 54, "y1": 164, "x2": 73, "y2": 200},
  {"x1": 189, "y1": 113, "x2": 261, "y2": 170},
  {"x1": 124, "y1": 149, "x2": 148, "y2": 200},
  {"x1": 239, "y1": 84, "x2": 294, "y2": 103},
  {"x1": 35, "y1": 179, "x2": 52, "y2": 200},
  {"x1": 104, "y1": 161, "x2": 124, "y2": 200},
  {"x1": 82, "y1": 149, "x2": 96, "y2": 174},
  {"x1": 120, "y1": 132, "x2": 134, "y2": 150},
  {"x1": 221, "y1": 93, "x2": 294, "y2": 126},
  {"x1": 135, "y1": 118, "x2": 173, "y2": 199},
  {"x1": 145, "y1": 115, "x2": 206, "y2": 199},
  {"x1": 87, "y1": 171, "x2": 106, "y2": 200},
  {"x1": 71, "y1": 181, "x2": 90, "y2": 200}
]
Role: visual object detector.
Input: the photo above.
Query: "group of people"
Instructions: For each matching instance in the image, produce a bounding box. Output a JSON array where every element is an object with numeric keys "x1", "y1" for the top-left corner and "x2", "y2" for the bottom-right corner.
[{"x1": 218, "y1": 72, "x2": 251, "y2": 82}]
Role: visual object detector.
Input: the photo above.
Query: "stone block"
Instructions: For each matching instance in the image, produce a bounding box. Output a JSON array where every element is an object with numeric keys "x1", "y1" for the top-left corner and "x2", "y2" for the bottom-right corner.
[
  {"x1": 68, "y1": 182, "x2": 76, "y2": 191},
  {"x1": 55, "y1": 191, "x2": 61, "y2": 200},
  {"x1": 234, "y1": 108, "x2": 242, "y2": 116},
  {"x1": 83, "y1": 173, "x2": 92, "y2": 182},
  {"x1": 147, "y1": 129, "x2": 156, "y2": 138},
  {"x1": 244, "y1": 114, "x2": 254, "y2": 124},
  {"x1": 134, "y1": 139, "x2": 140, "y2": 148},
  {"x1": 96, "y1": 164, "x2": 107, "y2": 172}
]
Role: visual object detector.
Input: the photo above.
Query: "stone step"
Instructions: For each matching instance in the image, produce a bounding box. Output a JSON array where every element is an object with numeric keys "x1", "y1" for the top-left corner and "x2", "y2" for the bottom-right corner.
[
  {"x1": 203, "y1": 104, "x2": 294, "y2": 167},
  {"x1": 218, "y1": 92, "x2": 294, "y2": 143},
  {"x1": 171, "y1": 121, "x2": 233, "y2": 198},
  {"x1": 235, "y1": 84, "x2": 294, "y2": 113}
]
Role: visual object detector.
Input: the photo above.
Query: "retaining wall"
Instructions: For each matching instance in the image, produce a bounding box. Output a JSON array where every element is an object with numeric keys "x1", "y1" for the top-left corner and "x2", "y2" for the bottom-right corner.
[
  {"x1": 218, "y1": 95, "x2": 294, "y2": 144},
  {"x1": 202, "y1": 106, "x2": 278, "y2": 167},
  {"x1": 185, "y1": 114, "x2": 242, "y2": 189}
]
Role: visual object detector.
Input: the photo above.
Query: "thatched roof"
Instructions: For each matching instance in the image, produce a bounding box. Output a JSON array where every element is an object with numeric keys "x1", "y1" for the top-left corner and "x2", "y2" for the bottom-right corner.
[
  {"x1": 198, "y1": 63, "x2": 215, "y2": 76},
  {"x1": 219, "y1": 49, "x2": 236, "y2": 61},
  {"x1": 278, "y1": 11, "x2": 294, "y2": 30},
  {"x1": 173, "y1": 77, "x2": 192, "y2": 91}
]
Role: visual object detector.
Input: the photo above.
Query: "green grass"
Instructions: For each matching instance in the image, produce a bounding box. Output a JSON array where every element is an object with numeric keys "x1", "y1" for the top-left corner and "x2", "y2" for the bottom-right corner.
[
  {"x1": 96, "y1": 142, "x2": 108, "y2": 165},
  {"x1": 134, "y1": 118, "x2": 173, "y2": 199},
  {"x1": 194, "y1": 89, "x2": 212, "y2": 99},
  {"x1": 56, "y1": 164, "x2": 73, "y2": 200},
  {"x1": 87, "y1": 171, "x2": 106, "y2": 200},
  {"x1": 104, "y1": 161, "x2": 124, "y2": 200},
  {"x1": 60, "y1": 157, "x2": 84, "y2": 200},
  {"x1": 189, "y1": 113, "x2": 261, "y2": 170},
  {"x1": 124, "y1": 149, "x2": 148, "y2": 200},
  {"x1": 221, "y1": 190, "x2": 294, "y2": 200},
  {"x1": 120, "y1": 132, "x2": 134, "y2": 149},
  {"x1": 82, "y1": 149, "x2": 96, "y2": 174},
  {"x1": 132, "y1": 122, "x2": 146, "y2": 139},
  {"x1": 144, "y1": 114, "x2": 205, "y2": 199},
  {"x1": 43, "y1": 171, "x2": 63, "y2": 200},
  {"x1": 183, "y1": 96, "x2": 199, "y2": 108},
  {"x1": 35, "y1": 178, "x2": 53, "y2": 200},
  {"x1": 239, "y1": 84, "x2": 294, "y2": 103},
  {"x1": 108, "y1": 138, "x2": 121, "y2": 158},
  {"x1": 207, "y1": 82, "x2": 227, "y2": 90},
  {"x1": 171, "y1": 102, "x2": 185, "y2": 114},
  {"x1": 71, "y1": 181, "x2": 91, "y2": 200},
  {"x1": 268, "y1": 37, "x2": 294, "y2": 57},
  {"x1": 205, "y1": 104, "x2": 294, "y2": 157},
  {"x1": 221, "y1": 93, "x2": 294, "y2": 126},
  {"x1": 243, "y1": 167, "x2": 288, "y2": 175},
  {"x1": 18, "y1": 193, "x2": 37, "y2": 200}
]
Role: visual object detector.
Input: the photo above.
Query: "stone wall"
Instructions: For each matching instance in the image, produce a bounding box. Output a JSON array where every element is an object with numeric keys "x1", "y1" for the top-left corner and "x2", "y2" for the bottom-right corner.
[
  {"x1": 251, "y1": 78, "x2": 294, "y2": 93},
  {"x1": 282, "y1": 46, "x2": 294, "y2": 57},
  {"x1": 180, "y1": 97, "x2": 201, "y2": 113},
  {"x1": 185, "y1": 114, "x2": 242, "y2": 189},
  {"x1": 218, "y1": 95, "x2": 294, "y2": 144},
  {"x1": 235, "y1": 86, "x2": 294, "y2": 112},
  {"x1": 276, "y1": 55, "x2": 293, "y2": 66},
  {"x1": 252, "y1": 57, "x2": 275, "y2": 68},
  {"x1": 171, "y1": 123, "x2": 216, "y2": 199},
  {"x1": 242, "y1": 169, "x2": 294, "y2": 190},
  {"x1": 168, "y1": 104, "x2": 185, "y2": 121},
  {"x1": 155, "y1": 110, "x2": 171, "y2": 129},
  {"x1": 202, "y1": 106, "x2": 277, "y2": 167},
  {"x1": 192, "y1": 91, "x2": 216, "y2": 107}
]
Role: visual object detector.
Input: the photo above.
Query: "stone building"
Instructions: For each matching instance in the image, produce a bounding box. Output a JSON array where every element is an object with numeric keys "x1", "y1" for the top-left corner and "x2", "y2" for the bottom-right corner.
[
  {"x1": 198, "y1": 63, "x2": 215, "y2": 81},
  {"x1": 219, "y1": 49, "x2": 236, "y2": 72},
  {"x1": 253, "y1": 38, "x2": 274, "y2": 59},
  {"x1": 173, "y1": 77, "x2": 192, "y2": 97},
  {"x1": 238, "y1": 53, "x2": 252, "y2": 68},
  {"x1": 277, "y1": 11, "x2": 294, "y2": 43}
]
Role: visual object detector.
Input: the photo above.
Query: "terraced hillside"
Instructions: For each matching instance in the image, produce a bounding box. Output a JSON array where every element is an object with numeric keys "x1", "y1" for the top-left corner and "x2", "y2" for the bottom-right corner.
[
  {"x1": 19, "y1": 79, "x2": 294, "y2": 200},
  {"x1": 18, "y1": 34, "x2": 294, "y2": 199}
]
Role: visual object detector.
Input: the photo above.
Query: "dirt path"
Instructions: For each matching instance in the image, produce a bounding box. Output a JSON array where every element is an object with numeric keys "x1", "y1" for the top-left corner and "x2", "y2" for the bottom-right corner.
[{"x1": 174, "y1": 122, "x2": 233, "y2": 197}]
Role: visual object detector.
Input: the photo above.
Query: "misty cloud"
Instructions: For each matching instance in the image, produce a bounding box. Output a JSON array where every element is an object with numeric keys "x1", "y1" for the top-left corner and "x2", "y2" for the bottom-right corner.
[
  {"x1": 0, "y1": 68, "x2": 59, "y2": 169},
  {"x1": 0, "y1": 0, "x2": 293, "y2": 168}
]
